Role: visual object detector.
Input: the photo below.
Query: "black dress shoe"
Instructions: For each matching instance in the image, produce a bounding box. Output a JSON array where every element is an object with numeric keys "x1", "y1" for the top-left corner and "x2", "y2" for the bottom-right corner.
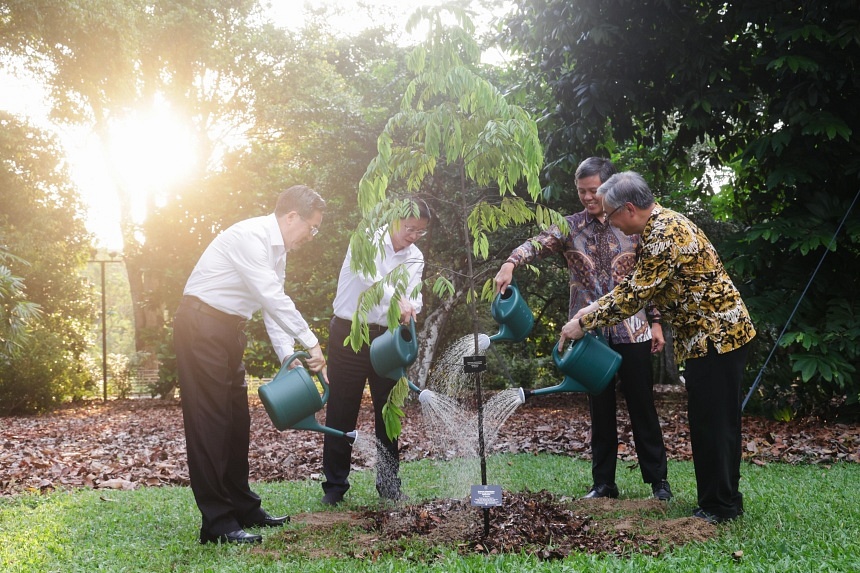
[
  {"x1": 692, "y1": 507, "x2": 737, "y2": 524},
  {"x1": 651, "y1": 479, "x2": 673, "y2": 501},
  {"x1": 581, "y1": 483, "x2": 619, "y2": 499},
  {"x1": 321, "y1": 492, "x2": 344, "y2": 506},
  {"x1": 200, "y1": 529, "x2": 262, "y2": 545},
  {"x1": 243, "y1": 511, "x2": 290, "y2": 528}
]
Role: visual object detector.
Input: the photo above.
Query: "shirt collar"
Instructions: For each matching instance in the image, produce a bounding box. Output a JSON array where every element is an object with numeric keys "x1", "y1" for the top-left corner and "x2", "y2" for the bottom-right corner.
[
  {"x1": 642, "y1": 203, "x2": 663, "y2": 236},
  {"x1": 265, "y1": 213, "x2": 286, "y2": 251},
  {"x1": 585, "y1": 209, "x2": 609, "y2": 226}
]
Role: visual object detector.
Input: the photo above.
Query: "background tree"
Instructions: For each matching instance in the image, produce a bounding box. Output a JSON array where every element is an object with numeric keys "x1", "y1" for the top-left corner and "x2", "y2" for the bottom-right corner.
[
  {"x1": 3, "y1": 0, "x2": 417, "y2": 397},
  {"x1": 136, "y1": 18, "x2": 413, "y2": 394},
  {"x1": 501, "y1": 0, "x2": 860, "y2": 416},
  {"x1": 0, "y1": 245, "x2": 41, "y2": 364},
  {"x1": 0, "y1": 113, "x2": 94, "y2": 414},
  {"x1": 2, "y1": 0, "x2": 292, "y2": 363}
]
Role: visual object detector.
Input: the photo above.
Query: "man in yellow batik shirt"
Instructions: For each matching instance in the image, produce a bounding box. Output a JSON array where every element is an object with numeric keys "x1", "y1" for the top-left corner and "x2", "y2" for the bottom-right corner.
[{"x1": 560, "y1": 171, "x2": 756, "y2": 525}]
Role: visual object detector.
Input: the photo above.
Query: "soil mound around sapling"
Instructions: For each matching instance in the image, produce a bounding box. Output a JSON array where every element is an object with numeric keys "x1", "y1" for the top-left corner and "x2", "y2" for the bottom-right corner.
[{"x1": 267, "y1": 490, "x2": 717, "y2": 561}]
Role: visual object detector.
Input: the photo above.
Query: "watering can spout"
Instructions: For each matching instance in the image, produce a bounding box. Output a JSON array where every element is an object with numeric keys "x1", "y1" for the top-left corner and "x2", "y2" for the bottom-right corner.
[
  {"x1": 345, "y1": 430, "x2": 358, "y2": 444},
  {"x1": 292, "y1": 415, "x2": 355, "y2": 440},
  {"x1": 417, "y1": 389, "x2": 436, "y2": 405},
  {"x1": 405, "y1": 380, "x2": 436, "y2": 405},
  {"x1": 521, "y1": 376, "x2": 592, "y2": 398},
  {"x1": 516, "y1": 387, "x2": 527, "y2": 404}
]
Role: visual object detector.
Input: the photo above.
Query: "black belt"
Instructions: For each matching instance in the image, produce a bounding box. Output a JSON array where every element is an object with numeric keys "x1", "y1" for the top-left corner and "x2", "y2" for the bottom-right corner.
[
  {"x1": 181, "y1": 296, "x2": 247, "y2": 327},
  {"x1": 333, "y1": 316, "x2": 387, "y2": 333}
]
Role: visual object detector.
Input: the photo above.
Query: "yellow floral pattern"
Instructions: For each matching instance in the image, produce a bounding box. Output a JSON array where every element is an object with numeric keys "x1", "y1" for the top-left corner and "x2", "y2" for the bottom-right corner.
[{"x1": 581, "y1": 205, "x2": 756, "y2": 362}]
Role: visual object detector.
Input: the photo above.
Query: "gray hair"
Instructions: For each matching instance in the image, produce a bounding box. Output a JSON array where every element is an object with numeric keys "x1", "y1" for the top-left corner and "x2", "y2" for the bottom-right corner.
[
  {"x1": 596, "y1": 171, "x2": 655, "y2": 210},
  {"x1": 275, "y1": 185, "x2": 326, "y2": 218}
]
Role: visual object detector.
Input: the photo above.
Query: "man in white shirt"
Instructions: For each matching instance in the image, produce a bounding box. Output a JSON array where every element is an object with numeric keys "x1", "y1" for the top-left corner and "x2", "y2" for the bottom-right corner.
[
  {"x1": 321, "y1": 198, "x2": 431, "y2": 505},
  {"x1": 174, "y1": 184, "x2": 326, "y2": 544}
]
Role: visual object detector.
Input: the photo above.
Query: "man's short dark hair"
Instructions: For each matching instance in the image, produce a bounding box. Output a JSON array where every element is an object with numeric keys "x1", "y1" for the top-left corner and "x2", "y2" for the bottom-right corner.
[
  {"x1": 407, "y1": 196, "x2": 432, "y2": 220},
  {"x1": 575, "y1": 157, "x2": 617, "y2": 184},
  {"x1": 275, "y1": 185, "x2": 326, "y2": 218}
]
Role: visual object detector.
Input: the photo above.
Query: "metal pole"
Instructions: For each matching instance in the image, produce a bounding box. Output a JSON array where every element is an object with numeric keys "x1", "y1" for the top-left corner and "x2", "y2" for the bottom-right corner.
[
  {"x1": 741, "y1": 186, "x2": 860, "y2": 411},
  {"x1": 90, "y1": 253, "x2": 121, "y2": 401},
  {"x1": 100, "y1": 260, "x2": 108, "y2": 402}
]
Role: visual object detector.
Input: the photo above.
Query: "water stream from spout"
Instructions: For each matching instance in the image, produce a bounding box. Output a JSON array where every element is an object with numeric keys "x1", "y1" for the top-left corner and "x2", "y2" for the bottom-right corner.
[{"x1": 358, "y1": 332, "x2": 524, "y2": 500}]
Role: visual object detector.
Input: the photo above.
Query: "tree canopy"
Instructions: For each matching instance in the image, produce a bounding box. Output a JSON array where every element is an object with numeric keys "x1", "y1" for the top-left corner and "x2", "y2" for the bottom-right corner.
[
  {"x1": 1, "y1": 0, "x2": 857, "y2": 416},
  {"x1": 501, "y1": 0, "x2": 860, "y2": 413}
]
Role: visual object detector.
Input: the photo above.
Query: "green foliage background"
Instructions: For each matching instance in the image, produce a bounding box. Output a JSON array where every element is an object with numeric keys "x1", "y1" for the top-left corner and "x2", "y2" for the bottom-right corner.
[
  {"x1": 0, "y1": 114, "x2": 95, "y2": 413},
  {"x1": 0, "y1": 0, "x2": 858, "y2": 418}
]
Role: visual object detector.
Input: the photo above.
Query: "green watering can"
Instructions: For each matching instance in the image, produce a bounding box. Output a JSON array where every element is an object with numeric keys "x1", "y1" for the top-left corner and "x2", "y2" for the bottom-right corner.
[
  {"x1": 489, "y1": 283, "x2": 535, "y2": 343},
  {"x1": 370, "y1": 319, "x2": 419, "y2": 387},
  {"x1": 520, "y1": 332, "x2": 622, "y2": 400},
  {"x1": 258, "y1": 351, "x2": 356, "y2": 441},
  {"x1": 369, "y1": 318, "x2": 432, "y2": 398}
]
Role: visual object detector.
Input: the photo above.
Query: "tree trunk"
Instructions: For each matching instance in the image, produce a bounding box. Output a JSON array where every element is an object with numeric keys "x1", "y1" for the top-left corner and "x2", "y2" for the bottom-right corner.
[
  {"x1": 410, "y1": 288, "x2": 464, "y2": 388},
  {"x1": 87, "y1": 120, "x2": 159, "y2": 367}
]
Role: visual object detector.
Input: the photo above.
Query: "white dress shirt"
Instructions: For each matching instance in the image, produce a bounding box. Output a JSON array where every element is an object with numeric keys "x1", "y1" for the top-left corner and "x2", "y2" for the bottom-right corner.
[
  {"x1": 332, "y1": 226, "x2": 424, "y2": 326},
  {"x1": 183, "y1": 214, "x2": 318, "y2": 362}
]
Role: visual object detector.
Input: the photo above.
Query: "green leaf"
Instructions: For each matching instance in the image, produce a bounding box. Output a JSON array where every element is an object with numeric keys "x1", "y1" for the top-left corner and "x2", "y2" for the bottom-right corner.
[
  {"x1": 382, "y1": 377, "x2": 410, "y2": 440},
  {"x1": 430, "y1": 275, "x2": 455, "y2": 297}
]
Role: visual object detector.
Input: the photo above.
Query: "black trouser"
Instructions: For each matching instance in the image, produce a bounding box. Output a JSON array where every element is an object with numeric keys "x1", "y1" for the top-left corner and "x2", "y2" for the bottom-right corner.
[
  {"x1": 685, "y1": 341, "x2": 750, "y2": 519},
  {"x1": 174, "y1": 299, "x2": 266, "y2": 538},
  {"x1": 322, "y1": 317, "x2": 400, "y2": 498},
  {"x1": 588, "y1": 340, "x2": 668, "y2": 486}
]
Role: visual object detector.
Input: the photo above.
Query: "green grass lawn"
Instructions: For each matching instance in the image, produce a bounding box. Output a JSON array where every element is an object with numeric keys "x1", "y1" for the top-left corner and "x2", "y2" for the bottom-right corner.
[{"x1": 1, "y1": 454, "x2": 858, "y2": 572}]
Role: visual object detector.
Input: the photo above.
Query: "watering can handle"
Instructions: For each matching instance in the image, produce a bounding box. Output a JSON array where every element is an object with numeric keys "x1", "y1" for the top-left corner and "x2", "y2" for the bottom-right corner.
[
  {"x1": 283, "y1": 350, "x2": 330, "y2": 402},
  {"x1": 554, "y1": 330, "x2": 606, "y2": 357}
]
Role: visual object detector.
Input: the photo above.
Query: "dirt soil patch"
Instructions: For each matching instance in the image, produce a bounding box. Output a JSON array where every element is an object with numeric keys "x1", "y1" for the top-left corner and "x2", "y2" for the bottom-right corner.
[{"x1": 260, "y1": 490, "x2": 715, "y2": 561}]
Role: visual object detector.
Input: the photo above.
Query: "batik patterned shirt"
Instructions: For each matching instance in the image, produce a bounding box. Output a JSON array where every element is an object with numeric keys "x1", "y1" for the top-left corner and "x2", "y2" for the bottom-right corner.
[
  {"x1": 506, "y1": 210, "x2": 657, "y2": 344},
  {"x1": 580, "y1": 205, "x2": 756, "y2": 362}
]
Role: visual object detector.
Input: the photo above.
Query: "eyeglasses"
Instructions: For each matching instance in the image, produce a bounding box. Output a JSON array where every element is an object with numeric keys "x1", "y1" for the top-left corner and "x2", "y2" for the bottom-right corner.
[
  {"x1": 603, "y1": 204, "x2": 625, "y2": 223},
  {"x1": 404, "y1": 225, "x2": 428, "y2": 238},
  {"x1": 301, "y1": 216, "x2": 320, "y2": 237}
]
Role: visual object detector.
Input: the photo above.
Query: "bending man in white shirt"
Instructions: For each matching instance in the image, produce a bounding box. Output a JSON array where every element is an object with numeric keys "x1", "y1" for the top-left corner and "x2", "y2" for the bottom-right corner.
[{"x1": 174, "y1": 184, "x2": 325, "y2": 545}]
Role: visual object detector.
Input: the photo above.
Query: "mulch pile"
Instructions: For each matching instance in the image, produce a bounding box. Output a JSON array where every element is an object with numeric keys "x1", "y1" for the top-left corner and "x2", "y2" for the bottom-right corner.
[{"x1": 363, "y1": 490, "x2": 677, "y2": 558}]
